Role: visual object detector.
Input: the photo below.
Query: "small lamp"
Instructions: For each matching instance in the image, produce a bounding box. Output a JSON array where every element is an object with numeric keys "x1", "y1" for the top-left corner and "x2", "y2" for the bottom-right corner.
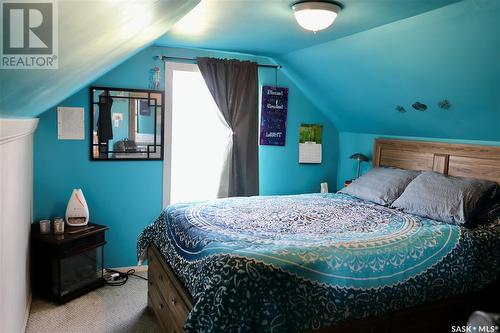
[{"x1": 350, "y1": 153, "x2": 369, "y2": 178}]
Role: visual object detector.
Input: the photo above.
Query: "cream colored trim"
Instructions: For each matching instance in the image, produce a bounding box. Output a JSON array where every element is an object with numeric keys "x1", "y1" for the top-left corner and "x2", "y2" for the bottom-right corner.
[
  {"x1": 0, "y1": 119, "x2": 39, "y2": 146},
  {"x1": 22, "y1": 292, "x2": 32, "y2": 333},
  {"x1": 0, "y1": 118, "x2": 38, "y2": 333}
]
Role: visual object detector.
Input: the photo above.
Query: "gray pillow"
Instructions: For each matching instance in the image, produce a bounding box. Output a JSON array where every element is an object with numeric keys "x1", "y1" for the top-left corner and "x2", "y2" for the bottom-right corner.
[
  {"x1": 391, "y1": 171, "x2": 497, "y2": 225},
  {"x1": 339, "y1": 167, "x2": 420, "y2": 206}
]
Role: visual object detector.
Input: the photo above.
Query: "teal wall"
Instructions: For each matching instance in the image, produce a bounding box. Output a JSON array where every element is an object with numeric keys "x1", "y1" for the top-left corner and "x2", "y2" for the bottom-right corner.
[
  {"x1": 31, "y1": 0, "x2": 500, "y2": 268},
  {"x1": 336, "y1": 132, "x2": 500, "y2": 190},
  {"x1": 107, "y1": 98, "x2": 129, "y2": 151},
  {"x1": 34, "y1": 46, "x2": 338, "y2": 268},
  {"x1": 276, "y1": 0, "x2": 500, "y2": 141},
  {"x1": 138, "y1": 111, "x2": 155, "y2": 135}
]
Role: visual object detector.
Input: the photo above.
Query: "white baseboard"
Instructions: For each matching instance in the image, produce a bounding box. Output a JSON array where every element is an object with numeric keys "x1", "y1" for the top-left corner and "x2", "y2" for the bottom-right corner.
[
  {"x1": 22, "y1": 291, "x2": 32, "y2": 333},
  {"x1": 107, "y1": 265, "x2": 148, "y2": 273}
]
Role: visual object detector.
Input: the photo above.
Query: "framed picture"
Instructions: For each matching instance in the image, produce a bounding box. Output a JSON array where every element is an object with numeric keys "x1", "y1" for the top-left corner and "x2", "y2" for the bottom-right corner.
[{"x1": 299, "y1": 124, "x2": 323, "y2": 164}]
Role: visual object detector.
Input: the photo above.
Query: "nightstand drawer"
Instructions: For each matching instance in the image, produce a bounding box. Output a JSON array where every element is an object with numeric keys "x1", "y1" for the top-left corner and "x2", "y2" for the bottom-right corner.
[{"x1": 56, "y1": 232, "x2": 106, "y2": 257}]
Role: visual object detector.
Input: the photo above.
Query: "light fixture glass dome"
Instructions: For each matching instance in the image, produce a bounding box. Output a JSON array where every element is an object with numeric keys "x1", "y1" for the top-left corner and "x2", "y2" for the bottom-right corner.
[{"x1": 292, "y1": 1, "x2": 341, "y2": 32}]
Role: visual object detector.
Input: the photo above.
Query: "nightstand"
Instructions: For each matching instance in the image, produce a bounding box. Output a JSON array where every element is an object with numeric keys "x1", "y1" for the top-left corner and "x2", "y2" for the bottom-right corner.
[
  {"x1": 31, "y1": 222, "x2": 109, "y2": 303},
  {"x1": 344, "y1": 179, "x2": 353, "y2": 187}
]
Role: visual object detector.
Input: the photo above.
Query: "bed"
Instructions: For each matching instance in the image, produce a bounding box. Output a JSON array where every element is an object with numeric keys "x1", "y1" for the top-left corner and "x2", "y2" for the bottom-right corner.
[{"x1": 137, "y1": 139, "x2": 500, "y2": 333}]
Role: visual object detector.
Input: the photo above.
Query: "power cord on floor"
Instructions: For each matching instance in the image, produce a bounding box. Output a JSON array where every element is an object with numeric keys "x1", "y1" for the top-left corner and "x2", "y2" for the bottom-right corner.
[{"x1": 103, "y1": 268, "x2": 148, "y2": 286}]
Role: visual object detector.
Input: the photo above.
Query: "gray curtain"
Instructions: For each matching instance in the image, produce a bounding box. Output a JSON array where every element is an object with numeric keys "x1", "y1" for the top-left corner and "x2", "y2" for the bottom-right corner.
[{"x1": 197, "y1": 57, "x2": 259, "y2": 197}]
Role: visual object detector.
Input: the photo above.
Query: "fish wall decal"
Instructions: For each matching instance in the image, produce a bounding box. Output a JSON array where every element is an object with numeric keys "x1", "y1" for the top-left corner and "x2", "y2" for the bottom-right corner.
[
  {"x1": 412, "y1": 102, "x2": 427, "y2": 111},
  {"x1": 438, "y1": 99, "x2": 452, "y2": 110},
  {"x1": 395, "y1": 105, "x2": 406, "y2": 113}
]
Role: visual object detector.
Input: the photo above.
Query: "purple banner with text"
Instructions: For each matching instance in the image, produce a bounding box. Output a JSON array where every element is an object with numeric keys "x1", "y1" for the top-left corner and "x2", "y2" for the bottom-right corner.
[{"x1": 260, "y1": 86, "x2": 288, "y2": 146}]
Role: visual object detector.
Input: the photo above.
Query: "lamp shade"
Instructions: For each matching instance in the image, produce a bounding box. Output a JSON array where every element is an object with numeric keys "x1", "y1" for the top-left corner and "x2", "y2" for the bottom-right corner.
[
  {"x1": 292, "y1": 1, "x2": 342, "y2": 32},
  {"x1": 350, "y1": 153, "x2": 369, "y2": 179},
  {"x1": 350, "y1": 153, "x2": 369, "y2": 162}
]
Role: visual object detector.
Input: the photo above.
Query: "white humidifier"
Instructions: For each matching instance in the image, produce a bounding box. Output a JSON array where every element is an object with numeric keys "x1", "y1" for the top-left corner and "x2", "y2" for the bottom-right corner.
[{"x1": 65, "y1": 189, "x2": 89, "y2": 226}]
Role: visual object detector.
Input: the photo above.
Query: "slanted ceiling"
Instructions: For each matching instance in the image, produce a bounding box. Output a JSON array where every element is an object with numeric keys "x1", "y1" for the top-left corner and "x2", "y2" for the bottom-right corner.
[
  {"x1": 1, "y1": 0, "x2": 498, "y2": 142},
  {"x1": 0, "y1": 0, "x2": 199, "y2": 118},
  {"x1": 276, "y1": 0, "x2": 500, "y2": 141},
  {"x1": 159, "y1": 0, "x2": 499, "y2": 141},
  {"x1": 157, "y1": 0, "x2": 460, "y2": 55}
]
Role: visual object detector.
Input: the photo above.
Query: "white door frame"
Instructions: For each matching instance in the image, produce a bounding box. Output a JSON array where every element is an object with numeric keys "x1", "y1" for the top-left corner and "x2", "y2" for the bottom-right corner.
[{"x1": 162, "y1": 61, "x2": 200, "y2": 208}]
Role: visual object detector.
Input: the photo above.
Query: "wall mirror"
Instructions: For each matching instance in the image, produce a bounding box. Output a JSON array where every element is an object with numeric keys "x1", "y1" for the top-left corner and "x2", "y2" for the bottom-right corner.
[{"x1": 90, "y1": 87, "x2": 164, "y2": 160}]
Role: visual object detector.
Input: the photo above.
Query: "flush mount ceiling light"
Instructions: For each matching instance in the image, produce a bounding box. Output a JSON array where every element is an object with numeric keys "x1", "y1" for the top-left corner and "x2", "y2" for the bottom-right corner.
[{"x1": 292, "y1": 1, "x2": 342, "y2": 32}]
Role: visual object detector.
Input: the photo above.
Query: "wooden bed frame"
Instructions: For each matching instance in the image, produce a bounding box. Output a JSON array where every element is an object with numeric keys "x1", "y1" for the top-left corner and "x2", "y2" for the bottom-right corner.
[
  {"x1": 373, "y1": 139, "x2": 500, "y2": 183},
  {"x1": 148, "y1": 138, "x2": 500, "y2": 332}
]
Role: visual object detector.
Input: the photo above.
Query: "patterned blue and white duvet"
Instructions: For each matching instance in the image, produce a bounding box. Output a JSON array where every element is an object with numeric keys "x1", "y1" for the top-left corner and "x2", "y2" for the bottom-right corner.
[{"x1": 137, "y1": 193, "x2": 500, "y2": 332}]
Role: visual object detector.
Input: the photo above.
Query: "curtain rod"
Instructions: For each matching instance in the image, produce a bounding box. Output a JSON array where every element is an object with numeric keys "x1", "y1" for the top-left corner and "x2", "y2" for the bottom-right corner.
[{"x1": 155, "y1": 55, "x2": 281, "y2": 69}]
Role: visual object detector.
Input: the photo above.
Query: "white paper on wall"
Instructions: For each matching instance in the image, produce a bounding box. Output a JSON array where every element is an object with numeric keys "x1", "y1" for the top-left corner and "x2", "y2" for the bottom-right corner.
[
  {"x1": 299, "y1": 142, "x2": 322, "y2": 164},
  {"x1": 112, "y1": 112, "x2": 123, "y2": 127},
  {"x1": 57, "y1": 107, "x2": 85, "y2": 140}
]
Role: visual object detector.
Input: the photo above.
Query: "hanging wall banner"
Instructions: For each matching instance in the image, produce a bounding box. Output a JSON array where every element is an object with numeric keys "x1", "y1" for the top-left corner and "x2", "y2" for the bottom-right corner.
[{"x1": 260, "y1": 86, "x2": 288, "y2": 146}]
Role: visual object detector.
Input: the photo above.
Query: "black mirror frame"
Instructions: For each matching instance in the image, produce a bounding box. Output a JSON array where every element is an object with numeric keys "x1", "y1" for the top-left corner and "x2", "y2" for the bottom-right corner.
[{"x1": 89, "y1": 86, "x2": 165, "y2": 161}]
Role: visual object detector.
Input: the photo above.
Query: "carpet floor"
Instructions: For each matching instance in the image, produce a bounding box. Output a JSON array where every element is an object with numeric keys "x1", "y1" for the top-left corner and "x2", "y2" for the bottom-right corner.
[{"x1": 26, "y1": 271, "x2": 162, "y2": 333}]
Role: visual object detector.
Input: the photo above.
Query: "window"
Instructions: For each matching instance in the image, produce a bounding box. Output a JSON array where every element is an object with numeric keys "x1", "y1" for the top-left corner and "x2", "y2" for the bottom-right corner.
[{"x1": 163, "y1": 62, "x2": 232, "y2": 206}]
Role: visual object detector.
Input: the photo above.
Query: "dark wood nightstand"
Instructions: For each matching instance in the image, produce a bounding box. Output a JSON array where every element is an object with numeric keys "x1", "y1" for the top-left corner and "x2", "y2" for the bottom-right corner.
[{"x1": 31, "y1": 222, "x2": 109, "y2": 303}]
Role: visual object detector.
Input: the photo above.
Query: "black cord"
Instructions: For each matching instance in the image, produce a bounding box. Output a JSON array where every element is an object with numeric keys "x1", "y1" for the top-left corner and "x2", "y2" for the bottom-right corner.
[{"x1": 104, "y1": 268, "x2": 147, "y2": 286}]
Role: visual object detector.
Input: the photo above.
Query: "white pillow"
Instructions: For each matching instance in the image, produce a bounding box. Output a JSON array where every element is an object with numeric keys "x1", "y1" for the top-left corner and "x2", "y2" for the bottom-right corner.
[{"x1": 339, "y1": 167, "x2": 420, "y2": 206}]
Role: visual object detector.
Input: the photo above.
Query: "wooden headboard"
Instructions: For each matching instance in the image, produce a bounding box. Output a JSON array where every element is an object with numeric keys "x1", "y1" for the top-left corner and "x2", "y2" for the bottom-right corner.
[{"x1": 373, "y1": 139, "x2": 500, "y2": 184}]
